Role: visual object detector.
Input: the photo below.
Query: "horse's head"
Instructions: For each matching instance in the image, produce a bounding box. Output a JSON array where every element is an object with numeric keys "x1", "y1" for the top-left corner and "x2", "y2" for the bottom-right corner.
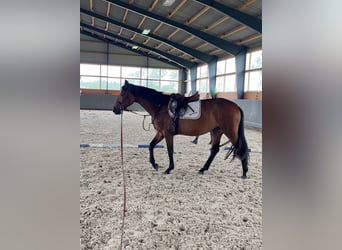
[{"x1": 113, "y1": 80, "x2": 135, "y2": 115}]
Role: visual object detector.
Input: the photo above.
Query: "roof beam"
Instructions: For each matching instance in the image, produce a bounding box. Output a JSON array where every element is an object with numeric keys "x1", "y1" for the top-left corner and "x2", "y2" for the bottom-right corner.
[
  {"x1": 118, "y1": 27, "x2": 123, "y2": 35},
  {"x1": 220, "y1": 25, "x2": 245, "y2": 38},
  {"x1": 106, "y1": 0, "x2": 245, "y2": 55},
  {"x1": 137, "y1": 16, "x2": 146, "y2": 29},
  {"x1": 185, "y1": 6, "x2": 210, "y2": 25},
  {"x1": 182, "y1": 35, "x2": 195, "y2": 45},
  {"x1": 192, "y1": 0, "x2": 261, "y2": 33},
  {"x1": 143, "y1": 37, "x2": 151, "y2": 45},
  {"x1": 122, "y1": 9, "x2": 128, "y2": 23},
  {"x1": 80, "y1": 8, "x2": 216, "y2": 63},
  {"x1": 167, "y1": 0, "x2": 187, "y2": 18},
  {"x1": 152, "y1": 22, "x2": 163, "y2": 34},
  {"x1": 202, "y1": 16, "x2": 228, "y2": 32},
  {"x1": 239, "y1": 0, "x2": 256, "y2": 10},
  {"x1": 81, "y1": 29, "x2": 181, "y2": 69},
  {"x1": 89, "y1": 0, "x2": 94, "y2": 11},
  {"x1": 236, "y1": 34, "x2": 262, "y2": 45},
  {"x1": 80, "y1": 22, "x2": 196, "y2": 69},
  {"x1": 167, "y1": 29, "x2": 179, "y2": 39},
  {"x1": 106, "y1": 2, "x2": 111, "y2": 17},
  {"x1": 148, "y1": 0, "x2": 159, "y2": 11},
  {"x1": 201, "y1": 0, "x2": 255, "y2": 33},
  {"x1": 105, "y1": 2, "x2": 111, "y2": 31}
]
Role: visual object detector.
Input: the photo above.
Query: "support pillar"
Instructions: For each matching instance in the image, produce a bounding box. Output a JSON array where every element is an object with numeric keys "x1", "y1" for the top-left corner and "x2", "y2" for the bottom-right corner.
[
  {"x1": 236, "y1": 49, "x2": 247, "y2": 99},
  {"x1": 208, "y1": 58, "x2": 218, "y2": 98},
  {"x1": 180, "y1": 68, "x2": 187, "y2": 94},
  {"x1": 190, "y1": 66, "x2": 198, "y2": 94}
]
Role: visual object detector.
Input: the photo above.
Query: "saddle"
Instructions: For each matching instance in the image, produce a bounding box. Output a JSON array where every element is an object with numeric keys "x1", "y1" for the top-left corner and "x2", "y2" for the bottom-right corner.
[{"x1": 168, "y1": 92, "x2": 200, "y2": 134}]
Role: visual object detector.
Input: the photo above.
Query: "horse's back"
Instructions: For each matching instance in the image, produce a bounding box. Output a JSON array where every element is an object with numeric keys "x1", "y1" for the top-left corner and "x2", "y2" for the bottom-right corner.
[{"x1": 201, "y1": 98, "x2": 241, "y2": 113}]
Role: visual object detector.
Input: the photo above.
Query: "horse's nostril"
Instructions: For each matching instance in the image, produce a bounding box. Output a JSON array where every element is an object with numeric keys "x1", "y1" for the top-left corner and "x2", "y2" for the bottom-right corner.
[{"x1": 113, "y1": 107, "x2": 121, "y2": 115}]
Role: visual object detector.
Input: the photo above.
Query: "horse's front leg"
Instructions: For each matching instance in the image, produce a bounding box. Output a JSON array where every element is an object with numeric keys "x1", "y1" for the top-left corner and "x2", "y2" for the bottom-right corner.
[
  {"x1": 164, "y1": 132, "x2": 174, "y2": 174},
  {"x1": 149, "y1": 132, "x2": 164, "y2": 171}
]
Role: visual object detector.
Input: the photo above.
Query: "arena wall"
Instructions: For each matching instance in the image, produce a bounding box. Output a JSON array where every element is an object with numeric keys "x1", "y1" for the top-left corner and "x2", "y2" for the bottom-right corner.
[{"x1": 80, "y1": 93, "x2": 262, "y2": 128}]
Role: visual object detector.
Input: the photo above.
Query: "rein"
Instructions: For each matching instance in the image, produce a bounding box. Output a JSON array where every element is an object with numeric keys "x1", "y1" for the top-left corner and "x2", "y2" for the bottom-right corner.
[
  {"x1": 219, "y1": 140, "x2": 230, "y2": 148},
  {"x1": 119, "y1": 110, "x2": 127, "y2": 250},
  {"x1": 124, "y1": 109, "x2": 152, "y2": 131}
]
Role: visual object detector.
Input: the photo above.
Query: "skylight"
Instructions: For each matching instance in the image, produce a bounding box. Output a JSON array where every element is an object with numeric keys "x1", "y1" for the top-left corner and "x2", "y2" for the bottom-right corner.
[
  {"x1": 142, "y1": 29, "x2": 150, "y2": 35},
  {"x1": 162, "y1": 0, "x2": 176, "y2": 7}
]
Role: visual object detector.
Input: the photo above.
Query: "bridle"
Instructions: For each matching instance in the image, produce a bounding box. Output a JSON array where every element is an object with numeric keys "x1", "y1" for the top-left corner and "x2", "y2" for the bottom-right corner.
[{"x1": 117, "y1": 89, "x2": 152, "y2": 131}]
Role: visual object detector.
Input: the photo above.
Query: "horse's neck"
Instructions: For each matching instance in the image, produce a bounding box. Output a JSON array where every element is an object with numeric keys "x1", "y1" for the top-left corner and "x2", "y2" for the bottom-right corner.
[{"x1": 134, "y1": 96, "x2": 160, "y2": 117}]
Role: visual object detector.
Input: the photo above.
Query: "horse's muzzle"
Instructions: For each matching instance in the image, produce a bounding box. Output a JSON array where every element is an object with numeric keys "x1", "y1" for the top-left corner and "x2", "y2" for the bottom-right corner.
[
  {"x1": 113, "y1": 108, "x2": 121, "y2": 115},
  {"x1": 113, "y1": 105, "x2": 122, "y2": 115}
]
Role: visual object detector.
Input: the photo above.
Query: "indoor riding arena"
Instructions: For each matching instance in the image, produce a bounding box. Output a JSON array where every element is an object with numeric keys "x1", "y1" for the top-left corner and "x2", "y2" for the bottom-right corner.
[{"x1": 80, "y1": 0, "x2": 262, "y2": 249}]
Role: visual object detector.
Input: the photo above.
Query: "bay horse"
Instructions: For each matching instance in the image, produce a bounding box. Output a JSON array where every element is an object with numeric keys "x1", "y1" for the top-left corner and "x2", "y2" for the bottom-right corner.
[{"x1": 113, "y1": 80, "x2": 249, "y2": 178}]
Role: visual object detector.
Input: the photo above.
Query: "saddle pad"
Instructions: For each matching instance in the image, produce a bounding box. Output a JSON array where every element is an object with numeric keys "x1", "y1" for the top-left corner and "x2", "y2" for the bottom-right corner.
[{"x1": 168, "y1": 100, "x2": 201, "y2": 120}]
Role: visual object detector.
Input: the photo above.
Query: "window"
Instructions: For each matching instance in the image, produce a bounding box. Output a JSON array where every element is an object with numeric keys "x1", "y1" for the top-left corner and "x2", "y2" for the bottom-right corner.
[
  {"x1": 107, "y1": 78, "x2": 121, "y2": 90},
  {"x1": 226, "y1": 58, "x2": 235, "y2": 73},
  {"x1": 245, "y1": 50, "x2": 262, "y2": 91},
  {"x1": 225, "y1": 75, "x2": 236, "y2": 91},
  {"x1": 127, "y1": 79, "x2": 141, "y2": 86},
  {"x1": 250, "y1": 50, "x2": 262, "y2": 70},
  {"x1": 186, "y1": 70, "x2": 192, "y2": 95},
  {"x1": 100, "y1": 65, "x2": 108, "y2": 77},
  {"x1": 197, "y1": 65, "x2": 208, "y2": 78},
  {"x1": 80, "y1": 64, "x2": 179, "y2": 92},
  {"x1": 160, "y1": 69, "x2": 179, "y2": 93},
  {"x1": 100, "y1": 77, "x2": 108, "y2": 90},
  {"x1": 108, "y1": 66, "x2": 120, "y2": 77},
  {"x1": 122, "y1": 66, "x2": 141, "y2": 79},
  {"x1": 148, "y1": 68, "x2": 160, "y2": 80},
  {"x1": 196, "y1": 64, "x2": 209, "y2": 93},
  {"x1": 80, "y1": 76, "x2": 100, "y2": 89},
  {"x1": 147, "y1": 80, "x2": 160, "y2": 90},
  {"x1": 245, "y1": 71, "x2": 262, "y2": 91},
  {"x1": 216, "y1": 57, "x2": 236, "y2": 92},
  {"x1": 217, "y1": 60, "x2": 225, "y2": 75},
  {"x1": 160, "y1": 81, "x2": 178, "y2": 93},
  {"x1": 80, "y1": 64, "x2": 100, "y2": 76},
  {"x1": 198, "y1": 79, "x2": 208, "y2": 92},
  {"x1": 216, "y1": 76, "x2": 224, "y2": 92}
]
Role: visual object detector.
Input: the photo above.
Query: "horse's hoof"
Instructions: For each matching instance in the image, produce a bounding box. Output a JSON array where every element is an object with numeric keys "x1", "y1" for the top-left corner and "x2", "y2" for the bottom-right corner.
[
  {"x1": 241, "y1": 175, "x2": 247, "y2": 179},
  {"x1": 151, "y1": 164, "x2": 158, "y2": 171},
  {"x1": 198, "y1": 170, "x2": 204, "y2": 174},
  {"x1": 164, "y1": 170, "x2": 171, "y2": 174}
]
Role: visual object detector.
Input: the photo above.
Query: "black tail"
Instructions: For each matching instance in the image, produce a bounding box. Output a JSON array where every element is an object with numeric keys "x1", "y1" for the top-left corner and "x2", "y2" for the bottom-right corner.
[
  {"x1": 235, "y1": 107, "x2": 249, "y2": 161},
  {"x1": 225, "y1": 107, "x2": 249, "y2": 162}
]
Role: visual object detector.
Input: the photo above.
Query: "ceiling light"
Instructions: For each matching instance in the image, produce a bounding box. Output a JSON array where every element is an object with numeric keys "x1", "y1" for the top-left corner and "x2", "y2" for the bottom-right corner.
[
  {"x1": 132, "y1": 45, "x2": 139, "y2": 49},
  {"x1": 142, "y1": 29, "x2": 150, "y2": 35},
  {"x1": 162, "y1": 0, "x2": 176, "y2": 7}
]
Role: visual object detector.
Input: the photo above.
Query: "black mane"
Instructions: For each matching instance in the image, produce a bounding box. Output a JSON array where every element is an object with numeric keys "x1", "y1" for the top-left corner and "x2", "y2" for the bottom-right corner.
[{"x1": 128, "y1": 84, "x2": 171, "y2": 105}]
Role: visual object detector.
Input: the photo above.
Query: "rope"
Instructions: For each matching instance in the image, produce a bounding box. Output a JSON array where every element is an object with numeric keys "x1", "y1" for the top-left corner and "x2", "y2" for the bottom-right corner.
[
  {"x1": 119, "y1": 110, "x2": 127, "y2": 250},
  {"x1": 125, "y1": 109, "x2": 149, "y2": 117},
  {"x1": 125, "y1": 109, "x2": 152, "y2": 131}
]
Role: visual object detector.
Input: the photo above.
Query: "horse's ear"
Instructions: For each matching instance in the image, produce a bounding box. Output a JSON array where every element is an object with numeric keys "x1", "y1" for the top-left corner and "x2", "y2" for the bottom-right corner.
[{"x1": 122, "y1": 80, "x2": 129, "y2": 91}]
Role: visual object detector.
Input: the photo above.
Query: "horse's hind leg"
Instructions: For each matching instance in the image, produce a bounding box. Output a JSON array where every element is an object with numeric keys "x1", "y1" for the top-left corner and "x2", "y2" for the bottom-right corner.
[
  {"x1": 164, "y1": 132, "x2": 175, "y2": 174},
  {"x1": 221, "y1": 120, "x2": 249, "y2": 179},
  {"x1": 241, "y1": 158, "x2": 248, "y2": 179},
  {"x1": 199, "y1": 128, "x2": 223, "y2": 174},
  {"x1": 149, "y1": 132, "x2": 164, "y2": 171}
]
